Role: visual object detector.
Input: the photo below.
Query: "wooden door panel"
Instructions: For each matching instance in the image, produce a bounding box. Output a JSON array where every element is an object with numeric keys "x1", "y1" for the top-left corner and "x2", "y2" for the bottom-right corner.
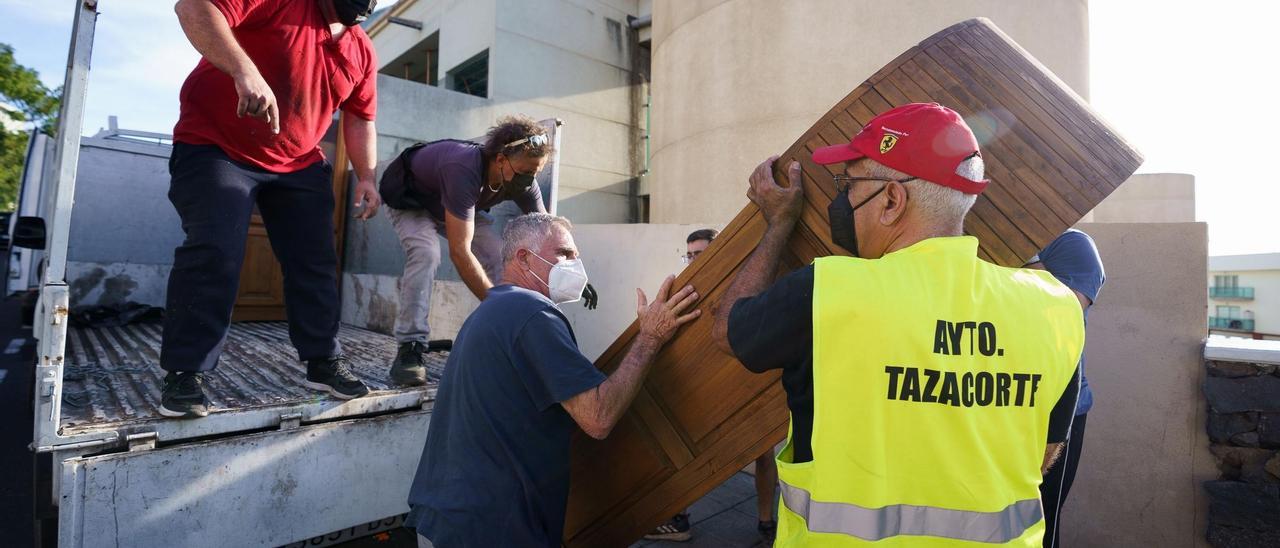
[
  {"x1": 564, "y1": 18, "x2": 1142, "y2": 547},
  {"x1": 648, "y1": 349, "x2": 779, "y2": 446},
  {"x1": 238, "y1": 224, "x2": 279, "y2": 302},
  {"x1": 564, "y1": 413, "x2": 676, "y2": 535},
  {"x1": 231, "y1": 120, "x2": 351, "y2": 321},
  {"x1": 231, "y1": 221, "x2": 286, "y2": 321}
]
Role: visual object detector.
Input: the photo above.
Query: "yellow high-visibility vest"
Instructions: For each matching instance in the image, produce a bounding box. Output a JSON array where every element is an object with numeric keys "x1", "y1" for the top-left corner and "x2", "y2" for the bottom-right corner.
[{"x1": 776, "y1": 236, "x2": 1084, "y2": 547}]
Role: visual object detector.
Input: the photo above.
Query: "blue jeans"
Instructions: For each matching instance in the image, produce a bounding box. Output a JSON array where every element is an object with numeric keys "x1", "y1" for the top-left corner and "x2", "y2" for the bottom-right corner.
[
  {"x1": 161, "y1": 143, "x2": 341, "y2": 372},
  {"x1": 385, "y1": 206, "x2": 502, "y2": 344}
]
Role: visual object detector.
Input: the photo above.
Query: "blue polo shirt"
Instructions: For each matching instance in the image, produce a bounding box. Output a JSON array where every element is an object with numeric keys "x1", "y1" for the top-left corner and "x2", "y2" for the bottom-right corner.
[
  {"x1": 1034, "y1": 229, "x2": 1105, "y2": 415},
  {"x1": 406, "y1": 285, "x2": 606, "y2": 547}
]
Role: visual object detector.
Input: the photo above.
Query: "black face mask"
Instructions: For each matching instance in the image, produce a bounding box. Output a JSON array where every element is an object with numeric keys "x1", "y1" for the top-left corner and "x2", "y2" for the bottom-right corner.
[
  {"x1": 501, "y1": 157, "x2": 537, "y2": 193},
  {"x1": 827, "y1": 185, "x2": 886, "y2": 257},
  {"x1": 334, "y1": 0, "x2": 377, "y2": 26},
  {"x1": 509, "y1": 171, "x2": 537, "y2": 191}
]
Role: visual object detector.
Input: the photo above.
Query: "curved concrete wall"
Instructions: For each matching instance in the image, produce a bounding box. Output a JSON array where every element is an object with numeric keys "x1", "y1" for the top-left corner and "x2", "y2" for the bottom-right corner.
[{"x1": 648, "y1": 0, "x2": 1090, "y2": 224}]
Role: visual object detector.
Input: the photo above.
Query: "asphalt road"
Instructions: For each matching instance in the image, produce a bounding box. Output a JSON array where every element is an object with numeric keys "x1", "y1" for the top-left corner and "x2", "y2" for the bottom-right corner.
[{"x1": 0, "y1": 294, "x2": 37, "y2": 546}]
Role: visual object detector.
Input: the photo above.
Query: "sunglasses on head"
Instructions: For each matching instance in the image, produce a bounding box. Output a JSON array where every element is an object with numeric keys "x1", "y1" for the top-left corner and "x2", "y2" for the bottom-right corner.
[{"x1": 503, "y1": 133, "x2": 549, "y2": 150}]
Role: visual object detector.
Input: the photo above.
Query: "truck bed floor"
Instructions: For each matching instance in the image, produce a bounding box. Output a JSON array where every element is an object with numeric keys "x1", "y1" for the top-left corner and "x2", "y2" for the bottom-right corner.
[{"x1": 59, "y1": 322, "x2": 445, "y2": 434}]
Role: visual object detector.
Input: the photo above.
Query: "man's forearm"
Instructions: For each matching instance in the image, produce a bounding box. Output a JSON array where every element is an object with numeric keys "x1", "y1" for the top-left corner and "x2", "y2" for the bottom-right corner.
[
  {"x1": 174, "y1": 0, "x2": 257, "y2": 78},
  {"x1": 712, "y1": 221, "x2": 795, "y2": 353},
  {"x1": 343, "y1": 115, "x2": 377, "y2": 184},
  {"x1": 1042, "y1": 442, "x2": 1064, "y2": 475},
  {"x1": 580, "y1": 334, "x2": 662, "y2": 437},
  {"x1": 450, "y1": 248, "x2": 494, "y2": 300}
]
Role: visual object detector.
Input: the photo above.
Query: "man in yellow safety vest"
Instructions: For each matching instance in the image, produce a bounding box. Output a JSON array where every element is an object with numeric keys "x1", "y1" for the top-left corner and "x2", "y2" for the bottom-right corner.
[{"x1": 711, "y1": 103, "x2": 1084, "y2": 547}]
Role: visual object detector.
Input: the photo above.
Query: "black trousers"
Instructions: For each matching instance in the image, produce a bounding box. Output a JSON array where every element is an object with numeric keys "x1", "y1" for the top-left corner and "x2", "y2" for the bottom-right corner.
[
  {"x1": 161, "y1": 143, "x2": 341, "y2": 372},
  {"x1": 1040, "y1": 412, "x2": 1087, "y2": 548}
]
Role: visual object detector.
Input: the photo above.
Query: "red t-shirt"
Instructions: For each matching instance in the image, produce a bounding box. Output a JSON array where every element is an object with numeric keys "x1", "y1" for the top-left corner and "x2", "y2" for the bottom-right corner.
[{"x1": 173, "y1": 0, "x2": 378, "y2": 173}]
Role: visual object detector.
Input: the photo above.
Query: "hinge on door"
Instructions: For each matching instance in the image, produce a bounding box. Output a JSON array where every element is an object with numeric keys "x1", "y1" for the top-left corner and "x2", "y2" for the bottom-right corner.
[
  {"x1": 279, "y1": 412, "x2": 303, "y2": 430},
  {"x1": 126, "y1": 431, "x2": 157, "y2": 452}
]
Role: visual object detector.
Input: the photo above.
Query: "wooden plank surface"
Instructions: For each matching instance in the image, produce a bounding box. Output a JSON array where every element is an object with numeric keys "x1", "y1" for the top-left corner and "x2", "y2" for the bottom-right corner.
[{"x1": 563, "y1": 18, "x2": 1142, "y2": 547}]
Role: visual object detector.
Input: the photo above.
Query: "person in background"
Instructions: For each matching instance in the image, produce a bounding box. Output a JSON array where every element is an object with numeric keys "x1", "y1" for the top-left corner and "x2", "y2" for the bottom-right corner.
[
  {"x1": 646, "y1": 227, "x2": 779, "y2": 544},
  {"x1": 682, "y1": 228, "x2": 718, "y2": 266},
  {"x1": 1026, "y1": 229, "x2": 1105, "y2": 548}
]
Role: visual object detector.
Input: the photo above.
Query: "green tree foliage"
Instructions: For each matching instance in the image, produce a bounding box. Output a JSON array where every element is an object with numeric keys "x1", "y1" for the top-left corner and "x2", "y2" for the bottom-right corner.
[
  {"x1": 0, "y1": 43, "x2": 62, "y2": 211},
  {"x1": 0, "y1": 129, "x2": 32, "y2": 211}
]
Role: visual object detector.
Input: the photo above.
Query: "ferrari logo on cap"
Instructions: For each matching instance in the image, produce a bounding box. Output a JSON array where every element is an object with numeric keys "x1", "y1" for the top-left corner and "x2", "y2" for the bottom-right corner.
[{"x1": 880, "y1": 134, "x2": 898, "y2": 154}]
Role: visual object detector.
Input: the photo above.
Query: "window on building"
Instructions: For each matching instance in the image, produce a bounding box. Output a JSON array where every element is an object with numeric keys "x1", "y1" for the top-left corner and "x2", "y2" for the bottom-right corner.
[
  {"x1": 1216, "y1": 305, "x2": 1241, "y2": 319},
  {"x1": 637, "y1": 194, "x2": 650, "y2": 223},
  {"x1": 447, "y1": 50, "x2": 489, "y2": 98},
  {"x1": 1214, "y1": 275, "x2": 1239, "y2": 288},
  {"x1": 380, "y1": 31, "x2": 439, "y2": 86}
]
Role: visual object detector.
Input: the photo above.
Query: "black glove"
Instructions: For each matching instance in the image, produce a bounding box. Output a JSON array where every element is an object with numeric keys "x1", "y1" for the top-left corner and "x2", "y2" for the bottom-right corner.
[{"x1": 581, "y1": 283, "x2": 598, "y2": 310}]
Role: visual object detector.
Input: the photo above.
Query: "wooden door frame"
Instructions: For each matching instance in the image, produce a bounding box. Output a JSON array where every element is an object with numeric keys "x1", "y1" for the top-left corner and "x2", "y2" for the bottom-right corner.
[{"x1": 330, "y1": 117, "x2": 351, "y2": 291}]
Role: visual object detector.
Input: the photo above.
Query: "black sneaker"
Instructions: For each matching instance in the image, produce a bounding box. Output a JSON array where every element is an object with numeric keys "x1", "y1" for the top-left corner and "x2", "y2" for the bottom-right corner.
[
  {"x1": 644, "y1": 513, "x2": 691, "y2": 542},
  {"x1": 159, "y1": 372, "x2": 209, "y2": 418},
  {"x1": 304, "y1": 356, "x2": 370, "y2": 399},
  {"x1": 758, "y1": 520, "x2": 777, "y2": 545},
  {"x1": 389, "y1": 341, "x2": 428, "y2": 386}
]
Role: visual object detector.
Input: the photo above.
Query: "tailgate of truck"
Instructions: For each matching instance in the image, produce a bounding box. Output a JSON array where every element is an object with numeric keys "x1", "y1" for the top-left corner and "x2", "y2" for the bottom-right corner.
[{"x1": 58, "y1": 322, "x2": 445, "y2": 443}]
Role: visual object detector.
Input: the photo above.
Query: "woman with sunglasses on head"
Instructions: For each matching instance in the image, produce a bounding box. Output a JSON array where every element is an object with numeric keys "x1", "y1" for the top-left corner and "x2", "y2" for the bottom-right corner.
[{"x1": 379, "y1": 115, "x2": 554, "y2": 386}]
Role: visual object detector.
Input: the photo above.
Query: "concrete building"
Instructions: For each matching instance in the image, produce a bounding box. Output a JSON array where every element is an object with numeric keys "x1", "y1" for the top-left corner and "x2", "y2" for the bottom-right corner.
[
  {"x1": 1208, "y1": 253, "x2": 1280, "y2": 337},
  {"x1": 1086, "y1": 173, "x2": 1196, "y2": 223},
  {"x1": 364, "y1": 0, "x2": 652, "y2": 224}
]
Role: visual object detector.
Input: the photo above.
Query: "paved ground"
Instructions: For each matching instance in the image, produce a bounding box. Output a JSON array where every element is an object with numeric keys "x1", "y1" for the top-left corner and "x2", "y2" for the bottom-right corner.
[
  {"x1": 0, "y1": 294, "x2": 37, "y2": 546},
  {"x1": 631, "y1": 471, "x2": 775, "y2": 548},
  {"x1": 380, "y1": 471, "x2": 775, "y2": 548}
]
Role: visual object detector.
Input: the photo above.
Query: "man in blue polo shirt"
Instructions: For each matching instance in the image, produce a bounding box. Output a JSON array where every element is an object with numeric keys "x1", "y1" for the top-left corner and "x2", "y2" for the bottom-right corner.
[
  {"x1": 405, "y1": 213, "x2": 701, "y2": 547},
  {"x1": 1026, "y1": 228, "x2": 1105, "y2": 548}
]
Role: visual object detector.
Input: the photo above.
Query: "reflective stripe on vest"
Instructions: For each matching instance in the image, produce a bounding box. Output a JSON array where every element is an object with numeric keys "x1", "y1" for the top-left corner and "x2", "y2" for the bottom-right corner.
[{"x1": 779, "y1": 480, "x2": 1043, "y2": 543}]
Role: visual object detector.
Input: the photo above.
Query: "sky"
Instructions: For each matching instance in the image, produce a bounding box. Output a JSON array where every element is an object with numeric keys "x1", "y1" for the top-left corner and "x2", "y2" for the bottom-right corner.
[{"x1": 0, "y1": 0, "x2": 1274, "y2": 256}]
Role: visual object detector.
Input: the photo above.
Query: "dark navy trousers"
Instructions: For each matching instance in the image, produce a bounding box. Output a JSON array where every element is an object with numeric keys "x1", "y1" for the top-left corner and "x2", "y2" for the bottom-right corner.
[
  {"x1": 1040, "y1": 412, "x2": 1087, "y2": 548},
  {"x1": 161, "y1": 143, "x2": 342, "y2": 372}
]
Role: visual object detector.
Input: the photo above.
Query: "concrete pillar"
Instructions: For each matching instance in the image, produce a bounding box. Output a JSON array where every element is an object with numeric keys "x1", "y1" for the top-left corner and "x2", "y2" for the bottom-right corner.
[{"x1": 648, "y1": 0, "x2": 1090, "y2": 225}]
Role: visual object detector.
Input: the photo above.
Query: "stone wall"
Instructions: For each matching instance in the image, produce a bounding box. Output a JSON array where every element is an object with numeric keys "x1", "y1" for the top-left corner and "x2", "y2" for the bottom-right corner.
[{"x1": 1203, "y1": 358, "x2": 1280, "y2": 546}]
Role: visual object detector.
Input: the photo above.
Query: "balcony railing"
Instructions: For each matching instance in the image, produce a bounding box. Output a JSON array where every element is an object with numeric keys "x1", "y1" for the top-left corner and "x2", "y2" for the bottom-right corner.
[
  {"x1": 1209, "y1": 317, "x2": 1255, "y2": 331},
  {"x1": 1210, "y1": 286, "x2": 1254, "y2": 299}
]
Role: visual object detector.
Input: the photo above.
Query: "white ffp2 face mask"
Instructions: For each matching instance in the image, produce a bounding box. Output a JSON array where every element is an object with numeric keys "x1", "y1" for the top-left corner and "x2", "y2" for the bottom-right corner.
[{"x1": 528, "y1": 252, "x2": 589, "y2": 304}]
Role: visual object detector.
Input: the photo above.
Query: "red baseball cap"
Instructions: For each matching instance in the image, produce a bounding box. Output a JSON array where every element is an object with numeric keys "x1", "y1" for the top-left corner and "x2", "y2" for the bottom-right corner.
[{"x1": 811, "y1": 103, "x2": 988, "y2": 194}]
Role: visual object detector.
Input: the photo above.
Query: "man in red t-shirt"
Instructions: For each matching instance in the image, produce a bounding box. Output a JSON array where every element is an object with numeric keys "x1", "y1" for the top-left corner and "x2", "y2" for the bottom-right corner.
[{"x1": 160, "y1": 0, "x2": 381, "y2": 418}]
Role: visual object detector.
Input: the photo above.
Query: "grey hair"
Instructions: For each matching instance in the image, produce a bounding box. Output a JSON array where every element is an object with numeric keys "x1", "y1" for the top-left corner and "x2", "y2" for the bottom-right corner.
[
  {"x1": 864, "y1": 157, "x2": 980, "y2": 229},
  {"x1": 501, "y1": 213, "x2": 574, "y2": 266},
  {"x1": 903, "y1": 180, "x2": 977, "y2": 229}
]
